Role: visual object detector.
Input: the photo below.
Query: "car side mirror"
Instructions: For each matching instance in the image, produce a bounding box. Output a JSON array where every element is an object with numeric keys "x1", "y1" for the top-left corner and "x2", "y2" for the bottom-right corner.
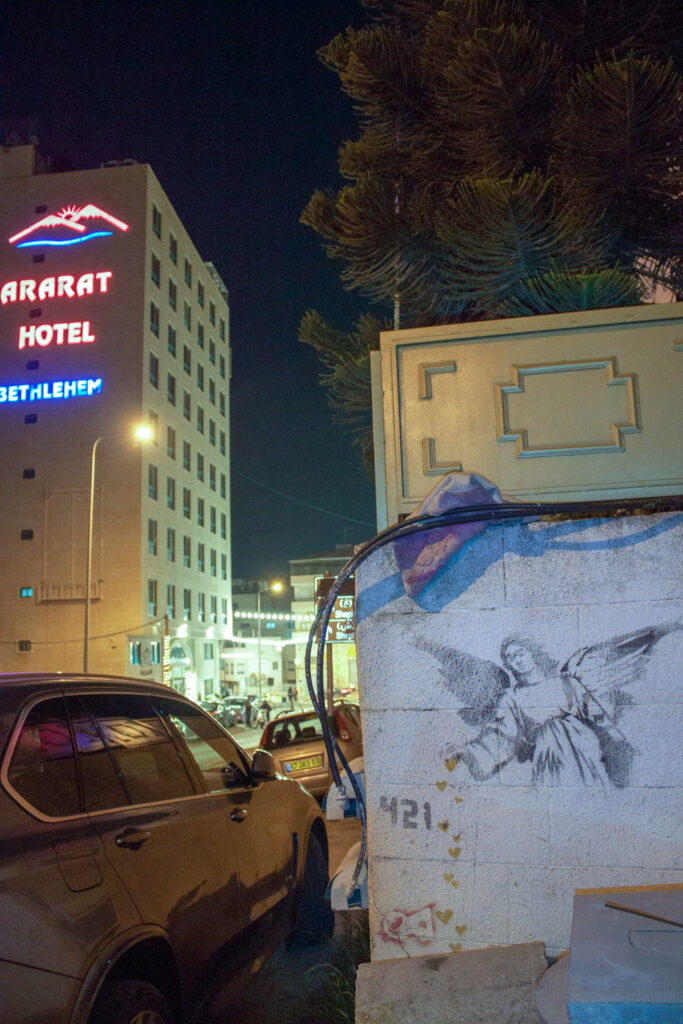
[{"x1": 251, "y1": 749, "x2": 277, "y2": 781}]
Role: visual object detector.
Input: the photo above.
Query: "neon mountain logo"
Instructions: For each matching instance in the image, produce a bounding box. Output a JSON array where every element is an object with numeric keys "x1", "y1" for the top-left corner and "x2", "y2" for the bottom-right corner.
[{"x1": 9, "y1": 204, "x2": 129, "y2": 248}]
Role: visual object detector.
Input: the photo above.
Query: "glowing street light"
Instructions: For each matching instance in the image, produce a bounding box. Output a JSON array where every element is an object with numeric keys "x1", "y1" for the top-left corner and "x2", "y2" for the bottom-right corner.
[
  {"x1": 83, "y1": 423, "x2": 152, "y2": 672},
  {"x1": 257, "y1": 581, "x2": 283, "y2": 697}
]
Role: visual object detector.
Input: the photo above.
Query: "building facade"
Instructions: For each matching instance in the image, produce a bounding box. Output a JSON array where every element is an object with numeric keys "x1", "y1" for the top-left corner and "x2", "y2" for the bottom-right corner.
[{"x1": 0, "y1": 146, "x2": 232, "y2": 700}]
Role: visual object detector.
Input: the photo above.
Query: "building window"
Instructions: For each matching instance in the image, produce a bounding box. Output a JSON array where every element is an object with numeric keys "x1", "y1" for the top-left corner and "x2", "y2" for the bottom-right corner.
[
  {"x1": 20, "y1": 528, "x2": 34, "y2": 540},
  {"x1": 167, "y1": 527, "x2": 176, "y2": 562},
  {"x1": 169, "y1": 233, "x2": 177, "y2": 263},
  {"x1": 183, "y1": 440, "x2": 191, "y2": 471},
  {"x1": 197, "y1": 322, "x2": 205, "y2": 349},
  {"x1": 184, "y1": 302, "x2": 191, "y2": 330},
  {"x1": 209, "y1": 301, "x2": 215, "y2": 325},
  {"x1": 184, "y1": 259, "x2": 192, "y2": 286},
  {"x1": 198, "y1": 592, "x2": 205, "y2": 622},
  {"x1": 168, "y1": 325, "x2": 176, "y2": 357},
  {"x1": 167, "y1": 426, "x2": 176, "y2": 459},
  {"x1": 148, "y1": 579, "x2": 158, "y2": 617},
  {"x1": 168, "y1": 278, "x2": 177, "y2": 310},
  {"x1": 196, "y1": 452, "x2": 204, "y2": 482},
  {"x1": 219, "y1": 317, "x2": 226, "y2": 341},
  {"x1": 221, "y1": 597, "x2": 228, "y2": 623},
  {"x1": 220, "y1": 473, "x2": 226, "y2": 499},
  {"x1": 219, "y1": 354, "x2": 226, "y2": 378},
  {"x1": 20, "y1": 587, "x2": 34, "y2": 598},
  {"x1": 197, "y1": 498, "x2": 204, "y2": 527},
  {"x1": 148, "y1": 411, "x2": 158, "y2": 443},
  {"x1": 221, "y1": 553, "x2": 227, "y2": 581},
  {"x1": 197, "y1": 364, "x2": 204, "y2": 391},
  {"x1": 219, "y1": 392, "x2": 225, "y2": 417},
  {"x1": 197, "y1": 406, "x2": 204, "y2": 434},
  {"x1": 197, "y1": 281, "x2": 204, "y2": 307},
  {"x1": 23, "y1": 468, "x2": 36, "y2": 479},
  {"x1": 167, "y1": 373, "x2": 176, "y2": 405},
  {"x1": 209, "y1": 464, "x2": 216, "y2": 491},
  {"x1": 148, "y1": 464, "x2": 158, "y2": 500},
  {"x1": 167, "y1": 583, "x2": 176, "y2": 619},
  {"x1": 219, "y1": 430, "x2": 226, "y2": 455},
  {"x1": 208, "y1": 419, "x2": 216, "y2": 447},
  {"x1": 151, "y1": 253, "x2": 160, "y2": 286},
  {"x1": 209, "y1": 549, "x2": 217, "y2": 577},
  {"x1": 210, "y1": 595, "x2": 217, "y2": 624},
  {"x1": 183, "y1": 588, "x2": 192, "y2": 620},
  {"x1": 198, "y1": 542, "x2": 205, "y2": 572},
  {"x1": 183, "y1": 345, "x2": 191, "y2": 374},
  {"x1": 183, "y1": 535, "x2": 191, "y2": 567},
  {"x1": 183, "y1": 487, "x2": 191, "y2": 519},
  {"x1": 150, "y1": 302, "x2": 159, "y2": 336},
  {"x1": 152, "y1": 204, "x2": 162, "y2": 238},
  {"x1": 167, "y1": 477, "x2": 176, "y2": 510},
  {"x1": 149, "y1": 353, "x2": 159, "y2": 388},
  {"x1": 209, "y1": 507, "x2": 216, "y2": 534},
  {"x1": 220, "y1": 512, "x2": 227, "y2": 539},
  {"x1": 209, "y1": 339, "x2": 216, "y2": 365},
  {"x1": 208, "y1": 379, "x2": 215, "y2": 406},
  {"x1": 148, "y1": 518, "x2": 157, "y2": 555},
  {"x1": 183, "y1": 391, "x2": 191, "y2": 421}
]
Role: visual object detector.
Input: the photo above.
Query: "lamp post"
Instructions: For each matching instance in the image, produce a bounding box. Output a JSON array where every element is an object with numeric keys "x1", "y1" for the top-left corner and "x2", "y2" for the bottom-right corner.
[
  {"x1": 83, "y1": 424, "x2": 153, "y2": 673},
  {"x1": 256, "y1": 581, "x2": 283, "y2": 697}
]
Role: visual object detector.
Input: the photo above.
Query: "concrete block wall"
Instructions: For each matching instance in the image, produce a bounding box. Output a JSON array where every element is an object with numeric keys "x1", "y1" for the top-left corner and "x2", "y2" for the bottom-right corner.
[{"x1": 355, "y1": 511, "x2": 683, "y2": 959}]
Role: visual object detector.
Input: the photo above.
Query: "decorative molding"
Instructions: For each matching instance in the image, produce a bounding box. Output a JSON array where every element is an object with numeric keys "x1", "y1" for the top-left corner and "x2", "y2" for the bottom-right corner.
[
  {"x1": 495, "y1": 358, "x2": 641, "y2": 458},
  {"x1": 421, "y1": 437, "x2": 463, "y2": 476},
  {"x1": 418, "y1": 361, "x2": 457, "y2": 400}
]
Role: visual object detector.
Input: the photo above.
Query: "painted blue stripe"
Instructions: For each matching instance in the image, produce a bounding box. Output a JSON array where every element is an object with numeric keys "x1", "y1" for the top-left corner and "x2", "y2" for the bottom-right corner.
[{"x1": 16, "y1": 231, "x2": 113, "y2": 247}]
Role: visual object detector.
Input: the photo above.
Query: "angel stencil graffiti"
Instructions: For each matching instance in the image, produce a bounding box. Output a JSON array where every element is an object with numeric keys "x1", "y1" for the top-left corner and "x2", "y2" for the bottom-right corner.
[{"x1": 422, "y1": 624, "x2": 679, "y2": 787}]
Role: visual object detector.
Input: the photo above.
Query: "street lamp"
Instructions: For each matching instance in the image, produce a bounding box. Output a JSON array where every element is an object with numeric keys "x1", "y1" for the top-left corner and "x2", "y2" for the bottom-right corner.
[
  {"x1": 256, "y1": 581, "x2": 283, "y2": 697},
  {"x1": 83, "y1": 423, "x2": 153, "y2": 673}
]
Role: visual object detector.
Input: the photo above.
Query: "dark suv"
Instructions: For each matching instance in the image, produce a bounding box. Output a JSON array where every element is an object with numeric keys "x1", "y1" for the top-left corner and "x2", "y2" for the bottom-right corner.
[{"x1": 0, "y1": 674, "x2": 333, "y2": 1024}]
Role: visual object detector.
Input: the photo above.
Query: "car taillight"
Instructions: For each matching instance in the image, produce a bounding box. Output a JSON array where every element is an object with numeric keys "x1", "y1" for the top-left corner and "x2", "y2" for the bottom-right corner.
[{"x1": 334, "y1": 709, "x2": 351, "y2": 742}]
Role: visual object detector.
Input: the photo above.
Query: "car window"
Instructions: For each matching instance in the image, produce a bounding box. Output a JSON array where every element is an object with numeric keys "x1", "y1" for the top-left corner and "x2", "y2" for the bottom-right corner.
[
  {"x1": 150, "y1": 695, "x2": 251, "y2": 792},
  {"x1": 68, "y1": 693, "x2": 196, "y2": 811},
  {"x1": 6, "y1": 696, "x2": 80, "y2": 818},
  {"x1": 265, "y1": 713, "x2": 324, "y2": 751}
]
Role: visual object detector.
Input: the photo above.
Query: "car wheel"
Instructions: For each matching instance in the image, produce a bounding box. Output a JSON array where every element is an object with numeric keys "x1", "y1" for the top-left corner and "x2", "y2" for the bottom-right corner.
[
  {"x1": 287, "y1": 833, "x2": 335, "y2": 946},
  {"x1": 88, "y1": 980, "x2": 177, "y2": 1024}
]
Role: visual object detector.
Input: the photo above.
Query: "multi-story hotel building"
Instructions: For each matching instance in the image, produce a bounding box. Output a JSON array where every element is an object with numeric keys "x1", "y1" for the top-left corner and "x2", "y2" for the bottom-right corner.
[{"x1": 0, "y1": 145, "x2": 232, "y2": 701}]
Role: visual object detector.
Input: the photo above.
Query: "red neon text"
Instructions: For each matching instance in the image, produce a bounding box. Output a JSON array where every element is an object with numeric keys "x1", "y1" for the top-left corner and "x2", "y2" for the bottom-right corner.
[
  {"x1": 18, "y1": 321, "x2": 96, "y2": 349},
  {"x1": 1, "y1": 271, "x2": 113, "y2": 305}
]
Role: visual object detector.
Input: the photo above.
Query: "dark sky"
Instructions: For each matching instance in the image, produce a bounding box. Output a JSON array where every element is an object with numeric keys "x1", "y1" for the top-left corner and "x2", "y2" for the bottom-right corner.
[{"x1": 1, "y1": 0, "x2": 377, "y2": 579}]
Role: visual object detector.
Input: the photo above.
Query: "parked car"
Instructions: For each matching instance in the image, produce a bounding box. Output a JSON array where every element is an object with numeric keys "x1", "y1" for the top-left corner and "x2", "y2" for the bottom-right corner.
[
  {"x1": 0, "y1": 673, "x2": 333, "y2": 1024},
  {"x1": 200, "y1": 697, "x2": 237, "y2": 729},
  {"x1": 258, "y1": 702, "x2": 363, "y2": 798},
  {"x1": 220, "y1": 695, "x2": 248, "y2": 725}
]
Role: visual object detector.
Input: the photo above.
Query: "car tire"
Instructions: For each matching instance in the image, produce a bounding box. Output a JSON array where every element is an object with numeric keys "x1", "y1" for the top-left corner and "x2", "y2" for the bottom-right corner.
[
  {"x1": 287, "y1": 833, "x2": 335, "y2": 946},
  {"x1": 88, "y1": 979, "x2": 177, "y2": 1024}
]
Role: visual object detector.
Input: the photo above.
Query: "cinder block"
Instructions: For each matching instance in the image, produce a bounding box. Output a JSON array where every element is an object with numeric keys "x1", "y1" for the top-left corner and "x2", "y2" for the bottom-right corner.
[{"x1": 355, "y1": 942, "x2": 547, "y2": 1024}]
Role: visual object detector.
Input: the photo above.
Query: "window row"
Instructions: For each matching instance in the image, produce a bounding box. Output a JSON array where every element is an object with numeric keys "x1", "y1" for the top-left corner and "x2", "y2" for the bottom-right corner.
[
  {"x1": 149, "y1": 306, "x2": 227, "y2": 368},
  {"x1": 146, "y1": 472, "x2": 227, "y2": 533},
  {"x1": 148, "y1": 579, "x2": 228, "y2": 625},
  {"x1": 147, "y1": 523, "x2": 228, "y2": 578},
  {"x1": 149, "y1": 357, "x2": 226, "y2": 415}
]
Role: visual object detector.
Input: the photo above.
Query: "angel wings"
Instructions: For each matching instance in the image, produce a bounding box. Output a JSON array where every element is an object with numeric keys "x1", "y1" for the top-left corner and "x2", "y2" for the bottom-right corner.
[{"x1": 420, "y1": 623, "x2": 679, "y2": 787}]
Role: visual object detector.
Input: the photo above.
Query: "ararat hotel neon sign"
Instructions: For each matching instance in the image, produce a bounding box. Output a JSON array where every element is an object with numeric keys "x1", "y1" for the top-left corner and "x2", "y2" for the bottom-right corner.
[{"x1": 1, "y1": 203, "x2": 128, "y2": 404}]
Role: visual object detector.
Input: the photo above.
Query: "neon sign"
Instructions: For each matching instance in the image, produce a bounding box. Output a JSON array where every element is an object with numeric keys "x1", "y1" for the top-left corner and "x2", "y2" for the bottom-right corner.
[
  {"x1": 19, "y1": 321, "x2": 95, "y2": 349},
  {"x1": 9, "y1": 204, "x2": 128, "y2": 248},
  {"x1": 0, "y1": 378, "x2": 103, "y2": 402},
  {"x1": 1, "y1": 271, "x2": 113, "y2": 304}
]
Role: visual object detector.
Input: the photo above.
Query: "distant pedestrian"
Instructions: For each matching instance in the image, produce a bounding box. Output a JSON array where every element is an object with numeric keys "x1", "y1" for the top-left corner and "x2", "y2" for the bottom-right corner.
[
  {"x1": 287, "y1": 686, "x2": 295, "y2": 709},
  {"x1": 245, "y1": 697, "x2": 253, "y2": 728},
  {"x1": 260, "y1": 699, "x2": 271, "y2": 723}
]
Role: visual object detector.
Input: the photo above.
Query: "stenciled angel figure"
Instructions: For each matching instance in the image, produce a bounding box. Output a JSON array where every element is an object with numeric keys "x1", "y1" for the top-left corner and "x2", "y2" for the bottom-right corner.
[{"x1": 422, "y1": 624, "x2": 679, "y2": 787}]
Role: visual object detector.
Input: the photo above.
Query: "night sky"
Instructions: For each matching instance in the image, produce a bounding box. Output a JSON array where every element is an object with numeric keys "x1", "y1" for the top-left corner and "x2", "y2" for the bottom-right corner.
[{"x1": 1, "y1": 0, "x2": 377, "y2": 579}]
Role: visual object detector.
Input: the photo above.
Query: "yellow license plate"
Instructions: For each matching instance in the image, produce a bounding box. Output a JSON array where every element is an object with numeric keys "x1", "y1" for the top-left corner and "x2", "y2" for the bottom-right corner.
[{"x1": 285, "y1": 755, "x2": 323, "y2": 773}]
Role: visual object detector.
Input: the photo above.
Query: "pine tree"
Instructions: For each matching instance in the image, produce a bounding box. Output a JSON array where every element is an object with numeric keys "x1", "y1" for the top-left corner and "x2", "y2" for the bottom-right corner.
[{"x1": 301, "y1": 0, "x2": 682, "y2": 464}]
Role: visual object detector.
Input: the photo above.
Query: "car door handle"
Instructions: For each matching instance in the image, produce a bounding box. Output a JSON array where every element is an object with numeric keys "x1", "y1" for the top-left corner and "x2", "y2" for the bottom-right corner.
[
  {"x1": 115, "y1": 828, "x2": 152, "y2": 849},
  {"x1": 230, "y1": 808, "x2": 248, "y2": 823}
]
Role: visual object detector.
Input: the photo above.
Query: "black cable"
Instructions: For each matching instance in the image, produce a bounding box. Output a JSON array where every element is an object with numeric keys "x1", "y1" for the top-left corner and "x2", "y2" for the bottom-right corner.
[{"x1": 305, "y1": 492, "x2": 683, "y2": 894}]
